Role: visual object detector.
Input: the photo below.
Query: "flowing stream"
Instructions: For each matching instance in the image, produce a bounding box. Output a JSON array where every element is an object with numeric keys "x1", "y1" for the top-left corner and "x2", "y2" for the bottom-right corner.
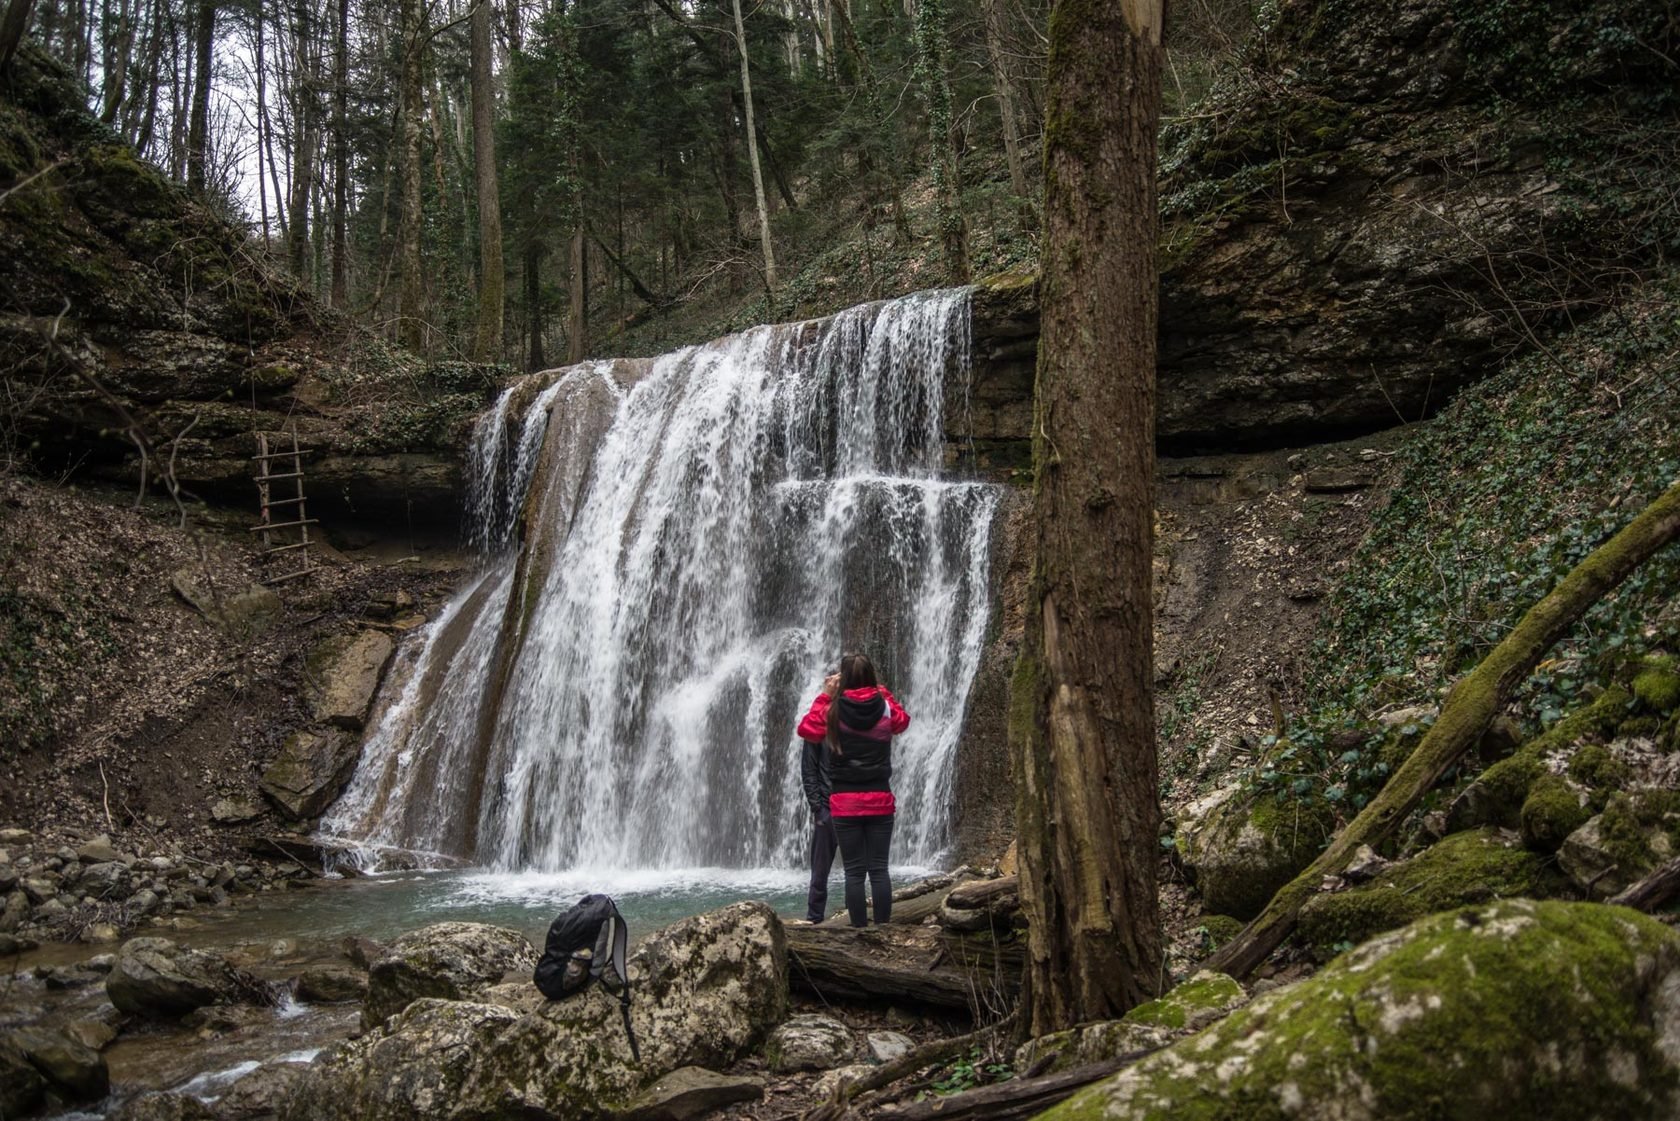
[{"x1": 322, "y1": 288, "x2": 997, "y2": 877}]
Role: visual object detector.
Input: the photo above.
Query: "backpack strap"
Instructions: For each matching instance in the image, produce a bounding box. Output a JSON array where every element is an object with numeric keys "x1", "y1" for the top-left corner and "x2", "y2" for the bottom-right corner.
[{"x1": 595, "y1": 899, "x2": 640, "y2": 1063}]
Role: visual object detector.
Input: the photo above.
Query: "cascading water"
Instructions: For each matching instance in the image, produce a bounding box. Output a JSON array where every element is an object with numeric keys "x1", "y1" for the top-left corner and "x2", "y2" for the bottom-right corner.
[{"x1": 323, "y1": 288, "x2": 997, "y2": 874}]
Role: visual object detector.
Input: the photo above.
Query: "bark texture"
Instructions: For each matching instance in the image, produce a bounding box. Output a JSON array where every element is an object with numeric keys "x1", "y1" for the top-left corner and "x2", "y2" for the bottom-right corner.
[
  {"x1": 731, "y1": 0, "x2": 777, "y2": 292},
  {"x1": 397, "y1": 0, "x2": 425, "y2": 350},
  {"x1": 1009, "y1": 0, "x2": 1165, "y2": 1037},
  {"x1": 183, "y1": 0, "x2": 213, "y2": 190},
  {"x1": 1206, "y1": 477, "x2": 1680, "y2": 978},
  {"x1": 469, "y1": 0, "x2": 504, "y2": 360}
]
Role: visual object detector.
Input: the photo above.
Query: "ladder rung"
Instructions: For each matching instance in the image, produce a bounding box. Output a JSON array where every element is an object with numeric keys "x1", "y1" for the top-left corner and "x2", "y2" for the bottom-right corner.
[
  {"x1": 262, "y1": 496, "x2": 307, "y2": 506},
  {"x1": 259, "y1": 471, "x2": 305, "y2": 481},
  {"x1": 251, "y1": 518, "x2": 318, "y2": 532},
  {"x1": 251, "y1": 451, "x2": 308, "y2": 460},
  {"x1": 266, "y1": 541, "x2": 313, "y2": 553},
  {"x1": 265, "y1": 566, "x2": 316, "y2": 584}
]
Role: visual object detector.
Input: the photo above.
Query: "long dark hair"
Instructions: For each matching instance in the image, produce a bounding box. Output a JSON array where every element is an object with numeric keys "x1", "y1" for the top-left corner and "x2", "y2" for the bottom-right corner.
[{"x1": 826, "y1": 652, "x2": 879, "y2": 755}]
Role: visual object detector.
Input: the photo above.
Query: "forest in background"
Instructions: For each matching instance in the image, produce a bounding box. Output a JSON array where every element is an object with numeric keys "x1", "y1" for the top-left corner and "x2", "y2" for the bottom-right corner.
[{"x1": 5, "y1": 0, "x2": 1252, "y2": 366}]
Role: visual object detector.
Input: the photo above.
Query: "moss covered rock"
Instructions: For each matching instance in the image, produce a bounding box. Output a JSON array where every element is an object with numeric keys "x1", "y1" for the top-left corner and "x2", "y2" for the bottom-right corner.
[
  {"x1": 1041, "y1": 900, "x2": 1680, "y2": 1121},
  {"x1": 1518, "y1": 774, "x2": 1591, "y2": 854},
  {"x1": 1176, "y1": 787, "x2": 1333, "y2": 920},
  {"x1": 1123, "y1": 972, "x2": 1248, "y2": 1033},
  {"x1": 1297, "y1": 828, "x2": 1564, "y2": 956},
  {"x1": 1559, "y1": 790, "x2": 1680, "y2": 899},
  {"x1": 1634, "y1": 659, "x2": 1680, "y2": 715},
  {"x1": 1446, "y1": 685, "x2": 1631, "y2": 832}
]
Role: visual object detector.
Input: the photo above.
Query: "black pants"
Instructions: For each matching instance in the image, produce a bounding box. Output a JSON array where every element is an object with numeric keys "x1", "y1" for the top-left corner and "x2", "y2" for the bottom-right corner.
[
  {"x1": 806, "y1": 812, "x2": 838, "y2": 923},
  {"x1": 833, "y1": 813, "x2": 894, "y2": 927}
]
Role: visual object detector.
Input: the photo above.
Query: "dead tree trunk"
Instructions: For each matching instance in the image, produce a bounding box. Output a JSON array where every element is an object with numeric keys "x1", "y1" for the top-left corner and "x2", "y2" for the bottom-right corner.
[
  {"x1": 469, "y1": 0, "x2": 504, "y2": 360},
  {"x1": 0, "y1": 0, "x2": 37, "y2": 76},
  {"x1": 1207, "y1": 477, "x2": 1680, "y2": 978},
  {"x1": 329, "y1": 0, "x2": 349, "y2": 304},
  {"x1": 1010, "y1": 0, "x2": 1165, "y2": 1037}
]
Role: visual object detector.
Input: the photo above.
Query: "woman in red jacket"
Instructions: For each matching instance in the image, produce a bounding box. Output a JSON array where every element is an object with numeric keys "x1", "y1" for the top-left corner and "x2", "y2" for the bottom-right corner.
[{"x1": 796, "y1": 652, "x2": 911, "y2": 927}]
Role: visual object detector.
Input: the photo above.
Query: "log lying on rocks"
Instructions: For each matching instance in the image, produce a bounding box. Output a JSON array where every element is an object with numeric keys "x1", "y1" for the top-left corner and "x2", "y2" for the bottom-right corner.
[
  {"x1": 887, "y1": 870, "x2": 985, "y2": 926},
  {"x1": 1610, "y1": 856, "x2": 1680, "y2": 913},
  {"x1": 939, "y1": 875, "x2": 1021, "y2": 933},
  {"x1": 784, "y1": 923, "x2": 1022, "y2": 1011}
]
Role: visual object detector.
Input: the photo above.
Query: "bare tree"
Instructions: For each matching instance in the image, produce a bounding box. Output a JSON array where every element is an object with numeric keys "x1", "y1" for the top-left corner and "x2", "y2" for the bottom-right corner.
[
  {"x1": 731, "y1": 0, "x2": 777, "y2": 293},
  {"x1": 469, "y1": 0, "x2": 504, "y2": 359}
]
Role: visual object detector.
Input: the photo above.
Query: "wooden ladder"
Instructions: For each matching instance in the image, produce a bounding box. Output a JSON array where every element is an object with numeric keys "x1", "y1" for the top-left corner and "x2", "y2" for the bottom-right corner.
[{"x1": 252, "y1": 430, "x2": 318, "y2": 584}]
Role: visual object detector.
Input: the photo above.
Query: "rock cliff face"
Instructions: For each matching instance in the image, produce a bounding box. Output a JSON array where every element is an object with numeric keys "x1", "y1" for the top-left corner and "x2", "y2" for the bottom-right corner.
[
  {"x1": 963, "y1": 0, "x2": 1678, "y2": 455},
  {"x1": 0, "y1": 49, "x2": 498, "y2": 538}
]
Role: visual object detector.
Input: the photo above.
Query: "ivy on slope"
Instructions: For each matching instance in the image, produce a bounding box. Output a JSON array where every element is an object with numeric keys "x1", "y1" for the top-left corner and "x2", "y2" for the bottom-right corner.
[{"x1": 1272, "y1": 277, "x2": 1680, "y2": 808}]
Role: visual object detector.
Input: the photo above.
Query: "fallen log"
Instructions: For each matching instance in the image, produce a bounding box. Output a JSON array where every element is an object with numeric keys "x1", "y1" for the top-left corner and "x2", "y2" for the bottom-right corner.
[
  {"x1": 869, "y1": 1053, "x2": 1153, "y2": 1120},
  {"x1": 1206, "y1": 477, "x2": 1680, "y2": 978},
  {"x1": 1610, "y1": 855, "x2": 1680, "y2": 913},
  {"x1": 785, "y1": 923, "x2": 1022, "y2": 1011},
  {"x1": 800, "y1": 1016, "x2": 1018, "y2": 1121}
]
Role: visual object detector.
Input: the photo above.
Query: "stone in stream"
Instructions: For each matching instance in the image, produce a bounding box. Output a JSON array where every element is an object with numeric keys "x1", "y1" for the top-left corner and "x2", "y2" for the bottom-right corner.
[
  {"x1": 7, "y1": 1024, "x2": 109, "y2": 1100},
  {"x1": 215, "y1": 1061, "x2": 309, "y2": 1119},
  {"x1": 765, "y1": 1013, "x2": 857, "y2": 1072},
  {"x1": 363, "y1": 922, "x2": 539, "y2": 1026},
  {"x1": 295, "y1": 965, "x2": 369, "y2": 1004},
  {"x1": 106, "y1": 937, "x2": 274, "y2": 1018},
  {"x1": 285, "y1": 902, "x2": 788, "y2": 1121},
  {"x1": 111, "y1": 1091, "x2": 217, "y2": 1121},
  {"x1": 0, "y1": 1034, "x2": 47, "y2": 1117}
]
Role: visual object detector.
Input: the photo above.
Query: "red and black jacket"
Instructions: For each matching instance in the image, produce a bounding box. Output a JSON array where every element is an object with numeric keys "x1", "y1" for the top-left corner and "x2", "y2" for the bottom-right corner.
[{"x1": 796, "y1": 686, "x2": 910, "y2": 817}]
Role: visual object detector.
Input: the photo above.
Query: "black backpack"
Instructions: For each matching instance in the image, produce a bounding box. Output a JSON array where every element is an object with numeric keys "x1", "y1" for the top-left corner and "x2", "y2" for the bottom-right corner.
[{"x1": 533, "y1": 893, "x2": 639, "y2": 1061}]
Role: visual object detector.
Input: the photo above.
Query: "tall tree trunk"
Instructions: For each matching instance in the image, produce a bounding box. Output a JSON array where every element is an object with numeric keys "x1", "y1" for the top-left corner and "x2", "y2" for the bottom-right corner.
[
  {"x1": 469, "y1": 0, "x2": 503, "y2": 360},
  {"x1": 397, "y1": 0, "x2": 426, "y2": 350},
  {"x1": 184, "y1": 0, "x2": 214, "y2": 190},
  {"x1": 982, "y1": 0, "x2": 1031, "y2": 222},
  {"x1": 97, "y1": 0, "x2": 132, "y2": 123},
  {"x1": 286, "y1": 0, "x2": 316, "y2": 278},
  {"x1": 1010, "y1": 0, "x2": 1165, "y2": 1037},
  {"x1": 731, "y1": 0, "x2": 777, "y2": 293},
  {"x1": 253, "y1": 0, "x2": 269, "y2": 245},
  {"x1": 0, "y1": 0, "x2": 37, "y2": 76},
  {"x1": 913, "y1": 0, "x2": 967, "y2": 281},
  {"x1": 524, "y1": 238, "x2": 545, "y2": 371},
  {"x1": 566, "y1": 223, "x2": 585, "y2": 362},
  {"x1": 330, "y1": 0, "x2": 348, "y2": 303}
]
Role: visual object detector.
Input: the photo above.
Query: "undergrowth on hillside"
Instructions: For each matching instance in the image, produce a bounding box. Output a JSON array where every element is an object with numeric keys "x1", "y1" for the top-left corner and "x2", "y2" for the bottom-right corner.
[{"x1": 1262, "y1": 277, "x2": 1680, "y2": 808}]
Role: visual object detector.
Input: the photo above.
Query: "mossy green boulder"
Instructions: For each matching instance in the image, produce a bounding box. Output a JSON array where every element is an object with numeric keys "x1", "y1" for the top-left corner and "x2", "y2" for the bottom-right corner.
[
  {"x1": 1633, "y1": 659, "x2": 1680, "y2": 715},
  {"x1": 1123, "y1": 971, "x2": 1247, "y2": 1032},
  {"x1": 1176, "y1": 787, "x2": 1333, "y2": 920},
  {"x1": 1296, "y1": 828, "x2": 1564, "y2": 956},
  {"x1": 1518, "y1": 773, "x2": 1591, "y2": 853},
  {"x1": 1041, "y1": 900, "x2": 1680, "y2": 1121}
]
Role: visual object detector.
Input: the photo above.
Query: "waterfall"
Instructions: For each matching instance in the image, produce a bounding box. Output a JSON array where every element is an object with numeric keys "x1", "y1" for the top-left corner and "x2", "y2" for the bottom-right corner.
[{"x1": 323, "y1": 288, "x2": 998, "y2": 873}]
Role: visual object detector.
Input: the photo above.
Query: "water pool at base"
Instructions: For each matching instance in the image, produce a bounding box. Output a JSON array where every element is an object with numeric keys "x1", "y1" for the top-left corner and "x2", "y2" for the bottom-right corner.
[{"x1": 174, "y1": 862, "x2": 942, "y2": 949}]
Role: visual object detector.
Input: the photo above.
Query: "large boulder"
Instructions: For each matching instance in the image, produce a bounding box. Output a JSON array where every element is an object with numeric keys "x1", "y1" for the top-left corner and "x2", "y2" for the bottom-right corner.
[
  {"x1": 1040, "y1": 900, "x2": 1680, "y2": 1120},
  {"x1": 1175, "y1": 787, "x2": 1332, "y2": 920},
  {"x1": 305, "y1": 630, "x2": 396, "y2": 730},
  {"x1": 0, "y1": 1035, "x2": 46, "y2": 1118},
  {"x1": 170, "y1": 570, "x2": 282, "y2": 641},
  {"x1": 260, "y1": 730, "x2": 361, "y2": 820},
  {"x1": 364, "y1": 922, "x2": 538, "y2": 1026},
  {"x1": 1296, "y1": 827, "x2": 1566, "y2": 956},
  {"x1": 8, "y1": 1024, "x2": 109, "y2": 1100},
  {"x1": 287, "y1": 901, "x2": 788, "y2": 1121},
  {"x1": 106, "y1": 937, "x2": 272, "y2": 1017}
]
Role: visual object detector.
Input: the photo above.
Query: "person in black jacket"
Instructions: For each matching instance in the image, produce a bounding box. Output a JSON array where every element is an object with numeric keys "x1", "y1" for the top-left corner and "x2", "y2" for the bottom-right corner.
[
  {"x1": 795, "y1": 653, "x2": 911, "y2": 927},
  {"x1": 799, "y1": 706, "x2": 838, "y2": 923}
]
